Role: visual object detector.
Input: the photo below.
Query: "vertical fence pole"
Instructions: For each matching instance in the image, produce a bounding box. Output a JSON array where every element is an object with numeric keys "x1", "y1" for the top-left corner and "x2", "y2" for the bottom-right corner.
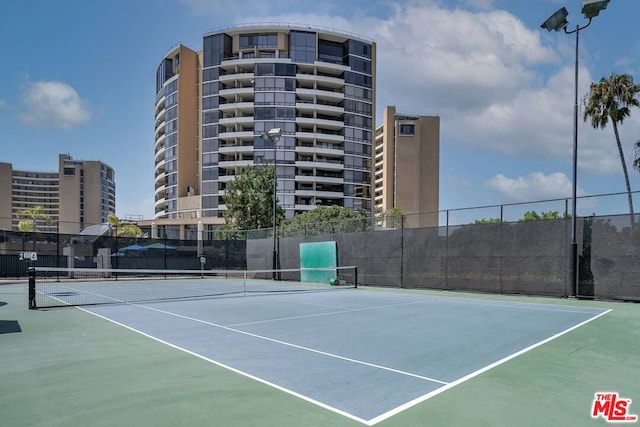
[
  {"x1": 114, "y1": 226, "x2": 119, "y2": 280},
  {"x1": 163, "y1": 228, "x2": 168, "y2": 276},
  {"x1": 445, "y1": 210, "x2": 450, "y2": 289},
  {"x1": 499, "y1": 212, "x2": 503, "y2": 294},
  {"x1": 28, "y1": 266, "x2": 36, "y2": 310},
  {"x1": 400, "y1": 214, "x2": 404, "y2": 288},
  {"x1": 56, "y1": 220, "x2": 60, "y2": 282}
]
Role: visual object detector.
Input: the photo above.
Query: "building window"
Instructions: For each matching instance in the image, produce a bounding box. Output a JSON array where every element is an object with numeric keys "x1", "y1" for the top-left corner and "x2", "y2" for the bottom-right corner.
[
  {"x1": 399, "y1": 124, "x2": 415, "y2": 136},
  {"x1": 318, "y1": 39, "x2": 345, "y2": 64},
  {"x1": 203, "y1": 33, "x2": 232, "y2": 67},
  {"x1": 348, "y1": 40, "x2": 372, "y2": 59},
  {"x1": 239, "y1": 33, "x2": 277, "y2": 49},
  {"x1": 289, "y1": 31, "x2": 316, "y2": 63},
  {"x1": 254, "y1": 63, "x2": 296, "y2": 77},
  {"x1": 63, "y1": 167, "x2": 75, "y2": 175},
  {"x1": 345, "y1": 71, "x2": 372, "y2": 88}
]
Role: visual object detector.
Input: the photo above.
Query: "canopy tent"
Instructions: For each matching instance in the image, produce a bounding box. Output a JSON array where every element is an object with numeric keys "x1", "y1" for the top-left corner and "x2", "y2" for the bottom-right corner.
[
  {"x1": 144, "y1": 243, "x2": 177, "y2": 250},
  {"x1": 118, "y1": 244, "x2": 147, "y2": 253}
]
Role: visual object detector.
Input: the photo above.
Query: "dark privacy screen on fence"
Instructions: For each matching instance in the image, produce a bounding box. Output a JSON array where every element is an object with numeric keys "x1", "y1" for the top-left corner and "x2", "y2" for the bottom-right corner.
[
  {"x1": 0, "y1": 231, "x2": 246, "y2": 278},
  {"x1": 3, "y1": 213, "x2": 640, "y2": 302}
]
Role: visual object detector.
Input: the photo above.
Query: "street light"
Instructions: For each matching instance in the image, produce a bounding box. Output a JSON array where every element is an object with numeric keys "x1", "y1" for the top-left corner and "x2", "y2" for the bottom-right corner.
[
  {"x1": 540, "y1": 0, "x2": 609, "y2": 298},
  {"x1": 261, "y1": 127, "x2": 282, "y2": 279}
]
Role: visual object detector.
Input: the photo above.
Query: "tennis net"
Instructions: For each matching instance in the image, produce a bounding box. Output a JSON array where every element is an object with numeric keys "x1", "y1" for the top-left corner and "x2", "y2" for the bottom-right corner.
[{"x1": 28, "y1": 265, "x2": 357, "y2": 309}]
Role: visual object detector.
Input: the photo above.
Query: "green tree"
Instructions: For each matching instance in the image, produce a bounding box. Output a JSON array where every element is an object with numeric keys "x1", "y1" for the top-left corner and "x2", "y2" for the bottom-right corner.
[
  {"x1": 280, "y1": 205, "x2": 369, "y2": 236},
  {"x1": 376, "y1": 207, "x2": 405, "y2": 228},
  {"x1": 17, "y1": 205, "x2": 51, "y2": 232},
  {"x1": 222, "y1": 165, "x2": 284, "y2": 232},
  {"x1": 583, "y1": 72, "x2": 640, "y2": 220},
  {"x1": 107, "y1": 213, "x2": 146, "y2": 238},
  {"x1": 474, "y1": 218, "x2": 501, "y2": 224},
  {"x1": 519, "y1": 210, "x2": 567, "y2": 222}
]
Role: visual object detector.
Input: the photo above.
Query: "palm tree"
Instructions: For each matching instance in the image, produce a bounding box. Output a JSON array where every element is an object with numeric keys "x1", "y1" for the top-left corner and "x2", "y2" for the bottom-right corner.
[
  {"x1": 17, "y1": 205, "x2": 51, "y2": 251},
  {"x1": 583, "y1": 72, "x2": 640, "y2": 222},
  {"x1": 633, "y1": 139, "x2": 640, "y2": 173},
  {"x1": 107, "y1": 213, "x2": 146, "y2": 239},
  {"x1": 17, "y1": 205, "x2": 51, "y2": 233}
]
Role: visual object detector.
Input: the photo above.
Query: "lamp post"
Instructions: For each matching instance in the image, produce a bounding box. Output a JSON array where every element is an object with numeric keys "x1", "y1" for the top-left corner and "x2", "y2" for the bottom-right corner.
[
  {"x1": 261, "y1": 127, "x2": 282, "y2": 279},
  {"x1": 541, "y1": 0, "x2": 609, "y2": 298}
]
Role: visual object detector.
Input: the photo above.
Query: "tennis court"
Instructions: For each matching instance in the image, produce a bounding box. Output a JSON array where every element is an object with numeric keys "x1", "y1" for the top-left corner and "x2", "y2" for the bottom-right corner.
[{"x1": 3, "y1": 268, "x2": 631, "y2": 426}]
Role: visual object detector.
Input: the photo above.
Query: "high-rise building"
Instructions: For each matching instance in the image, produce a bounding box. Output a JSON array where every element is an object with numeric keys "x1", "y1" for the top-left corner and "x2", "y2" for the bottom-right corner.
[
  {"x1": 374, "y1": 106, "x2": 440, "y2": 228},
  {"x1": 154, "y1": 24, "x2": 376, "y2": 221},
  {"x1": 0, "y1": 154, "x2": 116, "y2": 234}
]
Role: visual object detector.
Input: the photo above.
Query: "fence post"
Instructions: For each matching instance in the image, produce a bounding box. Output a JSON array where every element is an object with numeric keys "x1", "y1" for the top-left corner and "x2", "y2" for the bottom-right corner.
[
  {"x1": 163, "y1": 229, "x2": 168, "y2": 273},
  {"x1": 56, "y1": 220, "x2": 60, "y2": 268},
  {"x1": 445, "y1": 210, "x2": 450, "y2": 289},
  {"x1": 28, "y1": 266, "x2": 36, "y2": 310},
  {"x1": 400, "y1": 214, "x2": 404, "y2": 288}
]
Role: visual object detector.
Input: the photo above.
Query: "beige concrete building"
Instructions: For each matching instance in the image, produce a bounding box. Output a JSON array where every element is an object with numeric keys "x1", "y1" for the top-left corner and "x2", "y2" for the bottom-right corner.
[
  {"x1": 0, "y1": 154, "x2": 116, "y2": 234},
  {"x1": 374, "y1": 106, "x2": 440, "y2": 228},
  {"x1": 155, "y1": 24, "x2": 376, "y2": 225}
]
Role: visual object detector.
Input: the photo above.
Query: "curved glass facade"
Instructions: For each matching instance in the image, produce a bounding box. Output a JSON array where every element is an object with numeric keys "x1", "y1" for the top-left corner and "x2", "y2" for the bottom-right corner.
[{"x1": 155, "y1": 25, "x2": 375, "y2": 220}]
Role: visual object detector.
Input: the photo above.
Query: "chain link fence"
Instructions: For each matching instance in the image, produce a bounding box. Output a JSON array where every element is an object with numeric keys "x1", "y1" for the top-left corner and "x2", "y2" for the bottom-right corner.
[{"x1": 2, "y1": 191, "x2": 639, "y2": 301}]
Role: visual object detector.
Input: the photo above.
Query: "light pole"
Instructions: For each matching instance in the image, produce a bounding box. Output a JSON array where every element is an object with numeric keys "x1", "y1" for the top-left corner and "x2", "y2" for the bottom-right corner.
[
  {"x1": 261, "y1": 127, "x2": 282, "y2": 279},
  {"x1": 541, "y1": 0, "x2": 609, "y2": 298}
]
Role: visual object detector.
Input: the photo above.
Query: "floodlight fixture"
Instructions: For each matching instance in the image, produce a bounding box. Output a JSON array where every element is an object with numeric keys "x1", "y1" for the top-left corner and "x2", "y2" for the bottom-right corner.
[
  {"x1": 261, "y1": 128, "x2": 282, "y2": 142},
  {"x1": 266, "y1": 127, "x2": 282, "y2": 139},
  {"x1": 582, "y1": 0, "x2": 610, "y2": 19},
  {"x1": 540, "y1": 7, "x2": 569, "y2": 32}
]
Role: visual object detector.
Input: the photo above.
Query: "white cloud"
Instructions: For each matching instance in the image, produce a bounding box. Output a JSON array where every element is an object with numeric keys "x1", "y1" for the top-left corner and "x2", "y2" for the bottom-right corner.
[
  {"x1": 359, "y1": 3, "x2": 631, "y2": 176},
  {"x1": 182, "y1": 1, "x2": 637, "y2": 179},
  {"x1": 484, "y1": 171, "x2": 607, "y2": 216},
  {"x1": 368, "y1": 3, "x2": 556, "y2": 110},
  {"x1": 485, "y1": 172, "x2": 581, "y2": 201},
  {"x1": 19, "y1": 81, "x2": 91, "y2": 129}
]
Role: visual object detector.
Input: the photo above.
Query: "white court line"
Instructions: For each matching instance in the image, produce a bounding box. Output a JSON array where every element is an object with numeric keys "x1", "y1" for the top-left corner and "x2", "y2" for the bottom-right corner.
[
  {"x1": 76, "y1": 306, "x2": 369, "y2": 425},
  {"x1": 227, "y1": 294, "x2": 603, "y2": 328},
  {"x1": 356, "y1": 290, "x2": 607, "y2": 315},
  {"x1": 70, "y1": 290, "x2": 611, "y2": 425},
  {"x1": 135, "y1": 302, "x2": 449, "y2": 386},
  {"x1": 424, "y1": 297, "x2": 607, "y2": 315},
  {"x1": 227, "y1": 299, "x2": 435, "y2": 327},
  {"x1": 365, "y1": 308, "x2": 613, "y2": 426}
]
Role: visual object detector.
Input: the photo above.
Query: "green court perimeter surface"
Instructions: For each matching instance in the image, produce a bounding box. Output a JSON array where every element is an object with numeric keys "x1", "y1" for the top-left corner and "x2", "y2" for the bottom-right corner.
[{"x1": 1, "y1": 282, "x2": 638, "y2": 427}]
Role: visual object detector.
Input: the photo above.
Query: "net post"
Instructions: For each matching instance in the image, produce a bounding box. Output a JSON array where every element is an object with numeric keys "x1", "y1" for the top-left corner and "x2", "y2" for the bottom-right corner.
[
  {"x1": 354, "y1": 266, "x2": 358, "y2": 289},
  {"x1": 243, "y1": 270, "x2": 247, "y2": 296},
  {"x1": 28, "y1": 266, "x2": 37, "y2": 310}
]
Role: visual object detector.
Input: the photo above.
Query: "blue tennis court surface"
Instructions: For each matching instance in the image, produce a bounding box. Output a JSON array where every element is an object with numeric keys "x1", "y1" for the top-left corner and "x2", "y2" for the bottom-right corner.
[{"x1": 81, "y1": 289, "x2": 609, "y2": 425}]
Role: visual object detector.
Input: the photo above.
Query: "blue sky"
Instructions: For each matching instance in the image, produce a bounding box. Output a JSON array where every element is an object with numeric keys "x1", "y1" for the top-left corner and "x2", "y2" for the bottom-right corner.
[{"x1": 1, "y1": 0, "x2": 639, "y2": 224}]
